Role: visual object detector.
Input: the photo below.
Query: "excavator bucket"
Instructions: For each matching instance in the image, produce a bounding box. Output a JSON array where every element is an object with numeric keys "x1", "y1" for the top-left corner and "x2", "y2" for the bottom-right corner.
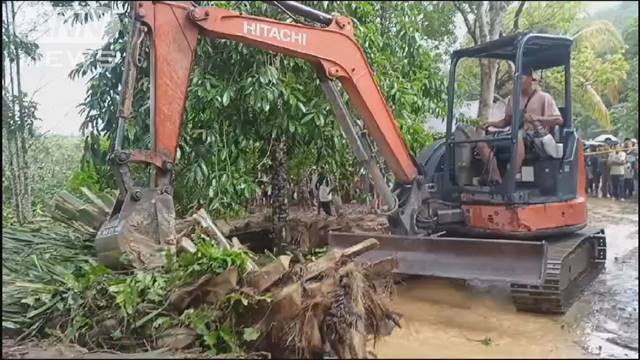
[
  {"x1": 95, "y1": 188, "x2": 176, "y2": 269},
  {"x1": 328, "y1": 228, "x2": 606, "y2": 313}
]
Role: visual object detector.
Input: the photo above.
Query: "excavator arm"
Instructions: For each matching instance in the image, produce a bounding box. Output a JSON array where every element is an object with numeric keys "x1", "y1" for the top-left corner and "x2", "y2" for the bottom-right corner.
[
  {"x1": 134, "y1": 0, "x2": 417, "y2": 185},
  {"x1": 96, "y1": 0, "x2": 422, "y2": 268}
]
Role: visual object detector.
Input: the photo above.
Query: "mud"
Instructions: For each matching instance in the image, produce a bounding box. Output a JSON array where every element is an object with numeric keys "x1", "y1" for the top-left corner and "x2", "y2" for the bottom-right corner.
[{"x1": 373, "y1": 197, "x2": 638, "y2": 358}]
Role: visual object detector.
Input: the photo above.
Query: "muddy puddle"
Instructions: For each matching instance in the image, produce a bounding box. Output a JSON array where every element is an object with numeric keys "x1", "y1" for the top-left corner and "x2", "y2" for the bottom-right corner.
[{"x1": 373, "y1": 197, "x2": 638, "y2": 358}]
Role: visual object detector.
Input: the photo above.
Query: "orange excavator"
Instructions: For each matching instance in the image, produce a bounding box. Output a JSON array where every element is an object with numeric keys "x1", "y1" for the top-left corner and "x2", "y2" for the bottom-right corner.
[{"x1": 96, "y1": 1, "x2": 606, "y2": 314}]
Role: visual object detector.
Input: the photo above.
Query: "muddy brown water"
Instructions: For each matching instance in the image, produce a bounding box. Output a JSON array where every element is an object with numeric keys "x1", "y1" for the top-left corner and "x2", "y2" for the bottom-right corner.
[{"x1": 372, "y1": 197, "x2": 638, "y2": 358}]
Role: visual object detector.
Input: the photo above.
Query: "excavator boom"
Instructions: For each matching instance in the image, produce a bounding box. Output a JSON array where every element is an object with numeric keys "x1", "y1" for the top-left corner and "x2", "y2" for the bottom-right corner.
[
  {"x1": 135, "y1": 0, "x2": 417, "y2": 185},
  {"x1": 96, "y1": 0, "x2": 418, "y2": 267}
]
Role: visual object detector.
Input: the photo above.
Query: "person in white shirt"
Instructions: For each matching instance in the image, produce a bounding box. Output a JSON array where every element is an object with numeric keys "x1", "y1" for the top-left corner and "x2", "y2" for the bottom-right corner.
[
  {"x1": 608, "y1": 143, "x2": 626, "y2": 200},
  {"x1": 315, "y1": 169, "x2": 333, "y2": 216}
]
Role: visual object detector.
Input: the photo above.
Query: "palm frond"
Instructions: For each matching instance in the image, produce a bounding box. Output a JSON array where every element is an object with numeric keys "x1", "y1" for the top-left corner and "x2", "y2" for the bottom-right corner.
[
  {"x1": 576, "y1": 77, "x2": 611, "y2": 129},
  {"x1": 572, "y1": 20, "x2": 624, "y2": 54}
]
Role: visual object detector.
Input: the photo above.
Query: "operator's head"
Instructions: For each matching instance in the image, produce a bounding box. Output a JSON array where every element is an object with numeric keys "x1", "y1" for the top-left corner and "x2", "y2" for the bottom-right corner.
[{"x1": 520, "y1": 67, "x2": 537, "y2": 94}]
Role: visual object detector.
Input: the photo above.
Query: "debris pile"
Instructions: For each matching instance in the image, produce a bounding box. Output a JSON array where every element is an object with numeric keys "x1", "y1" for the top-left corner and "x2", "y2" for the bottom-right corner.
[{"x1": 3, "y1": 189, "x2": 399, "y2": 358}]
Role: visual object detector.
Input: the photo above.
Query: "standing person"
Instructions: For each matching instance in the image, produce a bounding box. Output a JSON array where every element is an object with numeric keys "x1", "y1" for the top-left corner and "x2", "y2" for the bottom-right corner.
[
  {"x1": 353, "y1": 176, "x2": 361, "y2": 203},
  {"x1": 624, "y1": 139, "x2": 637, "y2": 199},
  {"x1": 315, "y1": 168, "x2": 333, "y2": 216},
  {"x1": 585, "y1": 150, "x2": 594, "y2": 195},
  {"x1": 298, "y1": 169, "x2": 312, "y2": 211},
  {"x1": 608, "y1": 143, "x2": 626, "y2": 200},
  {"x1": 368, "y1": 175, "x2": 380, "y2": 213},
  {"x1": 310, "y1": 167, "x2": 320, "y2": 214},
  {"x1": 599, "y1": 145, "x2": 611, "y2": 198},
  {"x1": 588, "y1": 146, "x2": 601, "y2": 196}
]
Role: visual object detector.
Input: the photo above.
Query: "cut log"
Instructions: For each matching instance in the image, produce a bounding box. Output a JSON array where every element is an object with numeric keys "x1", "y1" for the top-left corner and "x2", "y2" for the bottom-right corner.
[
  {"x1": 303, "y1": 238, "x2": 379, "y2": 281},
  {"x1": 342, "y1": 238, "x2": 379, "y2": 258},
  {"x1": 169, "y1": 267, "x2": 238, "y2": 311},
  {"x1": 178, "y1": 237, "x2": 197, "y2": 254},
  {"x1": 365, "y1": 256, "x2": 398, "y2": 278},
  {"x1": 304, "y1": 277, "x2": 337, "y2": 304},
  {"x1": 157, "y1": 327, "x2": 197, "y2": 350},
  {"x1": 246, "y1": 255, "x2": 291, "y2": 293},
  {"x1": 270, "y1": 282, "x2": 303, "y2": 320},
  {"x1": 303, "y1": 250, "x2": 342, "y2": 281},
  {"x1": 192, "y1": 209, "x2": 231, "y2": 249}
]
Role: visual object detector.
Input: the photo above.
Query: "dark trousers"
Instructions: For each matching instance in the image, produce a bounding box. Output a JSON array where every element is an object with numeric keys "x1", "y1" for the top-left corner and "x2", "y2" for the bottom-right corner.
[
  {"x1": 320, "y1": 201, "x2": 332, "y2": 215},
  {"x1": 589, "y1": 175, "x2": 601, "y2": 195},
  {"x1": 624, "y1": 178, "x2": 635, "y2": 198},
  {"x1": 610, "y1": 175, "x2": 624, "y2": 199},
  {"x1": 601, "y1": 173, "x2": 610, "y2": 197}
]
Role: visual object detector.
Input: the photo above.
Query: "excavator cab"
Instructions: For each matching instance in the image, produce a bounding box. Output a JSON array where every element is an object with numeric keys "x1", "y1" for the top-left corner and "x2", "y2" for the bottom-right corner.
[{"x1": 441, "y1": 33, "x2": 580, "y2": 207}]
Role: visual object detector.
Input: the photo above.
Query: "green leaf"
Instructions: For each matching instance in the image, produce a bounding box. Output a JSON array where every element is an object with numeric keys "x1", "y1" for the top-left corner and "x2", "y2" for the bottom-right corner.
[
  {"x1": 243, "y1": 327, "x2": 261, "y2": 341},
  {"x1": 223, "y1": 91, "x2": 230, "y2": 106}
]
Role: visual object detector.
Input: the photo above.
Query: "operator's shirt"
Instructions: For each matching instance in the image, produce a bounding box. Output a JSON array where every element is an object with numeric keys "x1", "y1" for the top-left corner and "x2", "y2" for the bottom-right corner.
[{"x1": 504, "y1": 90, "x2": 562, "y2": 133}]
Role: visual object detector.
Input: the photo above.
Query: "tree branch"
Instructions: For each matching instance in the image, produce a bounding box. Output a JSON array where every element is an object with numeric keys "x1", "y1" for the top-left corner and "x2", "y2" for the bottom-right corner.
[
  {"x1": 454, "y1": 2, "x2": 477, "y2": 45},
  {"x1": 511, "y1": 1, "x2": 526, "y2": 34}
]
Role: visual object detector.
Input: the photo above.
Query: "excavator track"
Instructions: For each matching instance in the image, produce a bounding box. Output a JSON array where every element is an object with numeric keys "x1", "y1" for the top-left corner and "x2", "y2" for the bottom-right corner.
[{"x1": 509, "y1": 228, "x2": 606, "y2": 314}]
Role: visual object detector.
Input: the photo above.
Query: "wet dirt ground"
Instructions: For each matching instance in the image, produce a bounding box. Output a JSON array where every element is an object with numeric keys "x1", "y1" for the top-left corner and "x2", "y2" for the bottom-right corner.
[{"x1": 372, "y1": 197, "x2": 638, "y2": 359}]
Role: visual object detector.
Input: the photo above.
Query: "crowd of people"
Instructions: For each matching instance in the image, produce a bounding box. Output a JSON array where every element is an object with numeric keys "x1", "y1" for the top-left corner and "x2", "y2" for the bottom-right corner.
[{"x1": 585, "y1": 138, "x2": 638, "y2": 201}]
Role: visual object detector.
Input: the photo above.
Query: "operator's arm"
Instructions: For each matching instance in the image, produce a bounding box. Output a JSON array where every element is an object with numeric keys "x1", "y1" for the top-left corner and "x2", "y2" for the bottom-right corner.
[
  {"x1": 483, "y1": 97, "x2": 512, "y2": 130},
  {"x1": 487, "y1": 114, "x2": 512, "y2": 129}
]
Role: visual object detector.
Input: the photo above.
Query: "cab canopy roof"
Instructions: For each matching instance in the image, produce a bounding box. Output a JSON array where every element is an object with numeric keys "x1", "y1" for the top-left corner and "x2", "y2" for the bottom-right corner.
[{"x1": 452, "y1": 32, "x2": 573, "y2": 71}]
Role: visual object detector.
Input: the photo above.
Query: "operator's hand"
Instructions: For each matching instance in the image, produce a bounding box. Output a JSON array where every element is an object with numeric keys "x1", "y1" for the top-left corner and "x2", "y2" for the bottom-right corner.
[{"x1": 481, "y1": 120, "x2": 493, "y2": 131}]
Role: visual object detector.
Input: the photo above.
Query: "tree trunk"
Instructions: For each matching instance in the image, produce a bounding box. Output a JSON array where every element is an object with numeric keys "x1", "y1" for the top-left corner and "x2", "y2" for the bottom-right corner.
[
  {"x1": 271, "y1": 138, "x2": 289, "y2": 253},
  {"x1": 13, "y1": 2, "x2": 32, "y2": 221},
  {"x1": 4, "y1": 0, "x2": 33, "y2": 223},
  {"x1": 6, "y1": 2, "x2": 24, "y2": 224},
  {"x1": 478, "y1": 58, "x2": 498, "y2": 121},
  {"x1": 471, "y1": 1, "x2": 511, "y2": 120}
]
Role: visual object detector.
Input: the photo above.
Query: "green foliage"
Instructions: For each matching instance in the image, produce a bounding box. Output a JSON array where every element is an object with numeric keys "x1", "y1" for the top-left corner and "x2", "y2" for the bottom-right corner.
[
  {"x1": 611, "y1": 16, "x2": 638, "y2": 139},
  {"x1": 27, "y1": 135, "x2": 85, "y2": 210},
  {"x1": 504, "y1": 2, "x2": 586, "y2": 35},
  {"x1": 69, "y1": 1, "x2": 457, "y2": 218},
  {"x1": 66, "y1": 165, "x2": 103, "y2": 195},
  {"x1": 454, "y1": 2, "x2": 630, "y2": 133},
  {"x1": 166, "y1": 232, "x2": 252, "y2": 284},
  {"x1": 3, "y1": 220, "x2": 263, "y2": 354}
]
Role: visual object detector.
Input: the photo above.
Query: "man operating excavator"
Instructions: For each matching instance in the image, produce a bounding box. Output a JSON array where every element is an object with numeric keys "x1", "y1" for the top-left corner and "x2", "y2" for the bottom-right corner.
[{"x1": 476, "y1": 67, "x2": 564, "y2": 184}]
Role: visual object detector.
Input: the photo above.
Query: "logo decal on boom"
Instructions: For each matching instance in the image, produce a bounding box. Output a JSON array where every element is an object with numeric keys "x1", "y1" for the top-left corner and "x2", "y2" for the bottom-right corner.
[{"x1": 243, "y1": 21, "x2": 307, "y2": 46}]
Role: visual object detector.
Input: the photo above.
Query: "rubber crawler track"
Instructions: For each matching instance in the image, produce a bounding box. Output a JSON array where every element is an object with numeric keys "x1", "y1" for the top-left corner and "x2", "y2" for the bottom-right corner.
[{"x1": 509, "y1": 228, "x2": 607, "y2": 314}]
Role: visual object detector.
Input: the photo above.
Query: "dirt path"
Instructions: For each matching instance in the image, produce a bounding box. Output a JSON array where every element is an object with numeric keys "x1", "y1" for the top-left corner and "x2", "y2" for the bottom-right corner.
[{"x1": 372, "y1": 197, "x2": 638, "y2": 358}]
